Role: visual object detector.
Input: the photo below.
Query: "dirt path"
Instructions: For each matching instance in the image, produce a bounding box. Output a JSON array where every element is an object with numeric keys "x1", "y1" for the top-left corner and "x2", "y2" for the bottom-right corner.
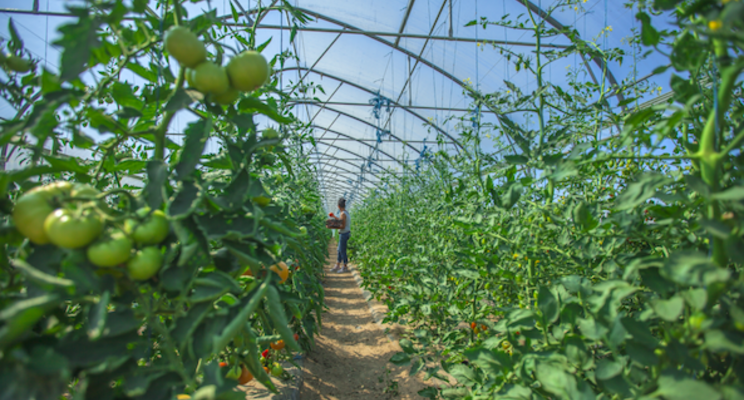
[{"x1": 300, "y1": 242, "x2": 426, "y2": 400}]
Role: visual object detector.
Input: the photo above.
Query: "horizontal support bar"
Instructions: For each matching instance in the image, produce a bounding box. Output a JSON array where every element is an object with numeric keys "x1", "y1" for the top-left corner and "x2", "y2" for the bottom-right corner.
[
  {"x1": 0, "y1": 8, "x2": 569, "y2": 49},
  {"x1": 290, "y1": 100, "x2": 495, "y2": 113}
]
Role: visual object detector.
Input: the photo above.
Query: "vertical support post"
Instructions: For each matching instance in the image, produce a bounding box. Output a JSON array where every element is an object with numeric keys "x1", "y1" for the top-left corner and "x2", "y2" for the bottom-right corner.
[{"x1": 448, "y1": 0, "x2": 453, "y2": 38}]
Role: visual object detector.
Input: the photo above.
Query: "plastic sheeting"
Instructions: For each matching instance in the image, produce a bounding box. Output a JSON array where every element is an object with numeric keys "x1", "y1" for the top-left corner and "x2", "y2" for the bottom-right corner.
[{"x1": 0, "y1": 0, "x2": 673, "y2": 208}]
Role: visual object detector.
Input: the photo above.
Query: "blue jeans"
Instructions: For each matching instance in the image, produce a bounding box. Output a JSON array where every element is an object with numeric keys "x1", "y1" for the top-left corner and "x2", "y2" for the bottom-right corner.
[{"x1": 337, "y1": 231, "x2": 351, "y2": 264}]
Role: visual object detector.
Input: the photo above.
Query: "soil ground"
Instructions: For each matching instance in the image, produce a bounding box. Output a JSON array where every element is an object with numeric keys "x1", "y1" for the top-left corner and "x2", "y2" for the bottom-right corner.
[{"x1": 299, "y1": 242, "x2": 428, "y2": 400}]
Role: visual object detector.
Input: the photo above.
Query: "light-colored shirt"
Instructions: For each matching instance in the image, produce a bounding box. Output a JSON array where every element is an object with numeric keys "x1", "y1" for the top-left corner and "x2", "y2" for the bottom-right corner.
[{"x1": 340, "y1": 210, "x2": 351, "y2": 233}]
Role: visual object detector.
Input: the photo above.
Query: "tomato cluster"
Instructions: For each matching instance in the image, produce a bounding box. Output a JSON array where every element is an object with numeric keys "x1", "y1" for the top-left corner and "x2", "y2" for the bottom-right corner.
[
  {"x1": 11, "y1": 181, "x2": 169, "y2": 281},
  {"x1": 165, "y1": 26, "x2": 270, "y2": 105}
]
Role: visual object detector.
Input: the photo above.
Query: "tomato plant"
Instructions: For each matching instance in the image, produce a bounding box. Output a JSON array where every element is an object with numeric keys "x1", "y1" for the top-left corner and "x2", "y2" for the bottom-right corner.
[
  {"x1": 354, "y1": 1, "x2": 744, "y2": 399},
  {"x1": 0, "y1": 1, "x2": 329, "y2": 399}
]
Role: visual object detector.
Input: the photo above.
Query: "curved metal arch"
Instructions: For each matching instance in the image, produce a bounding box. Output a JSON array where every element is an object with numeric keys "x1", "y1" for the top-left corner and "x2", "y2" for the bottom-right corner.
[
  {"x1": 288, "y1": 8, "x2": 466, "y2": 94},
  {"x1": 281, "y1": 67, "x2": 464, "y2": 151},
  {"x1": 298, "y1": 104, "x2": 424, "y2": 155},
  {"x1": 313, "y1": 162, "x2": 383, "y2": 189},
  {"x1": 319, "y1": 177, "x2": 375, "y2": 193},
  {"x1": 306, "y1": 124, "x2": 406, "y2": 169},
  {"x1": 291, "y1": 6, "x2": 622, "y2": 106},
  {"x1": 312, "y1": 157, "x2": 385, "y2": 186},
  {"x1": 312, "y1": 142, "x2": 388, "y2": 173}
]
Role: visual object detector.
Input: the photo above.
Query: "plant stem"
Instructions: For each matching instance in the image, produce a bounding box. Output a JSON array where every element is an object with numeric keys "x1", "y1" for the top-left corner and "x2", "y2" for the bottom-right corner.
[{"x1": 154, "y1": 67, "x2": 185, "y2": 161}]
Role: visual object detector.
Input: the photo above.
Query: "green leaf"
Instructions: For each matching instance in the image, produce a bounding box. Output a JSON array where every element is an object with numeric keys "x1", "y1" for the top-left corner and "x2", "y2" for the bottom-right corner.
[
  {"x1": 168, "y1": 181, "x2": 201, "y2": 219},
  {"x1": 0, "y1": 294, "x2": 60, "y2": 349},
  {"x1": 164, "y1": 88, "x2": 194, "y2": 112},
  {"x1": 661, "y1": 251, "x2": 730, "y2": 287},
  {"x1": 651, "y1": 296, "x2": 684, "y2": 322},
  {"x1": 399, "y1": 338, "x2": 414, "y2": 354},
  {"x1": 171, "y1": 303, "x2": 212, "y2": 345},
  {"x1": 238, "y1": 97, "x2": 293, "y2": 124},
  {"x1": 656, "y1": 370, "x2": 721, "y2": 400},
  {"x1": 126, "y1": 61, "x2": 157, "y2": 83},
  {"x1": 504, "y1": 155, "x2": 528, "y2": 165},
  {"x1": 54, "y1": 10, "x2": 102, "y2": 81},
  {"x1": 108, "y1": 158, "x2": 146, "y2": 173},
  {"x1": 704, "y1": 330, "x2": 744, "y2": 354},
  {"x1": 144, "y1": 160, "x2": 168, "y2": 209},
  {"x1": 711, "y1": 186, "x2": 744, "y2": 201},
  {"x1": 537, "y1": 286, "x2": 559, "y2": 324},
  {"x1": 390, "y1": 352, "x2": 411, "y2": 366},
  {"x1": 175, "y1": 118, "x2": 211, "y2": 179},
  {"x1": 700, "y1": 218, "x2": 732, "y2": 239},
  {"x1": 595, "y1": 358, "x2": 623, "y2": 380},
  {"x1": 86, "y1": 291, "x2": 110, "y2": 341},
  {"x1": 621, "y1": 317, "x2": 659, "y2": 347},
  {"x1": 625, "y1": 340, "x2": 659, "y2": 366},
  {"x1": 464, "y1": 347, "x2": 510, "y2": 377},
  {"x1": 681, "y1": 288, "x2": 707, "y2": 311},
  {"x1": 578, "y1": 316, "x2": 608, "y2": 340},
  {"x1": 42, "y1": 154, "x2": 90, "y2": 174},
  {"x1": 9, "y1": 258, "x2": 74, "y2": 291},
  {"x1": 535, "y1": 361, "x2": 590, "y2": 400},
  {"x1": 636, "y1": 12, "x2": 660, "y2": 46},
  {"x1": 614, "y1": 173, "x2": 671, "y2": 211}
]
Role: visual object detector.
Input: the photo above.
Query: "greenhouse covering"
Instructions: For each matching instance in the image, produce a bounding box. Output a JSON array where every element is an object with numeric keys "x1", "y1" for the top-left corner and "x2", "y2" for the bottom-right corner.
[{"x1": 1, "y1": 0, "x2": 672, "y2": 212}]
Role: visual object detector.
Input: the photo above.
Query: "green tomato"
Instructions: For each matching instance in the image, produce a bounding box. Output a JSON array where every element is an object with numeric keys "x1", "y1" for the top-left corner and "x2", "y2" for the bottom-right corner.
[
  {"x1": 126, "y1": 246, "x2": 164, "y2": 281},
  {"x1": 164, "y1": 26, "x2": 207, "y2": 68},
  {"x1": 213, "y1": 88, "x2": 240, "y2": 105},
  {"x1": 71, "y1": 183, "x2": 100, "y2": 199},
  {"x1": 12, "y1": 192, "x2": 55, "y2": 244},
  {"x1": 263, "y1": 128, "x2": 279, "y2": 140},
  {"x1": 191, "y1": 61, "x2": 230, "y2": 95},
  {"x1": 87, "y1": 231, "x2": 133, "y2": 267},
  {"x1": 4, "y1": 54, "x2": 31, "y2": 73},
  {"x1": 259, "y1": 356, "x2": 266, "y2": 365},
  {"x1": 252, "y1": 195, "x2": 271, "y2": 207},
  {"x1": 125, "y1": 208, "x2": 170, "y2": 245},
  {"x1": 689, "y1": 312, "x2": 707, "y2": 331},
  {"x1": 271, "y1": 363, "x2": 283, "y2": 377},
  {"x1": 44, "y1": 208, "x2": 103, "y2": 249},
  {"x1": 226, "y1": 365, "x2": 241, "y2": 380},
  {"x1": 226, "y1": 51, "x2": 269, "y2": 92}
]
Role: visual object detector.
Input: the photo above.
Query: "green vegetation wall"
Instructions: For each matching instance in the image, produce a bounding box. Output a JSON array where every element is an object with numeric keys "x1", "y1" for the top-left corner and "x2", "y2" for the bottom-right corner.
[
  {"x1": 353, "y1": 1, "x2": 744, "y2": 399},
  {"x1": 0, "y1": 1, "x2": 330, "y2": 399}
]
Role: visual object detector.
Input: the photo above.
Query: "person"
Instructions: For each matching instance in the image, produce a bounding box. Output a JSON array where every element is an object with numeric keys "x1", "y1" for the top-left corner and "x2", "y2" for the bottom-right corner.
[{"x1": 330, "y1": 198, "x2": 351, "y2": 273}]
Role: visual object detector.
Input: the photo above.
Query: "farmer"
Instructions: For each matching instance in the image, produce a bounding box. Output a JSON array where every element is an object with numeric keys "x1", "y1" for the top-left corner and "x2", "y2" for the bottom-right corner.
[{"x1": 330, "y1": 198, "x2": 351, "y2": 273}]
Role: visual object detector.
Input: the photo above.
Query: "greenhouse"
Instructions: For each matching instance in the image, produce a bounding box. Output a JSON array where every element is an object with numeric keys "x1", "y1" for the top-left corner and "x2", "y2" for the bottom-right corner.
[{"x1": 0, "y1": 0, "x2": 743, "y2": 399}]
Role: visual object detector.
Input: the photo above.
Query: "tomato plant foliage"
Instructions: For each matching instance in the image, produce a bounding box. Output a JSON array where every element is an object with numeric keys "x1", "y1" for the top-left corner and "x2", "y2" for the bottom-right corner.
[
  {"x1": 0, "y1": 1, "x2": 328, "y2": 399},
  {"x1": 354, "y1": 1, "x2": 744, "y2": 399}
]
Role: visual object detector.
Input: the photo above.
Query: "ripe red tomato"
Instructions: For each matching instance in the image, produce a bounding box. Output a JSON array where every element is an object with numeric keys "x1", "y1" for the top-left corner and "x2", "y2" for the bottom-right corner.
[
  {"x1": 261, "y1": 349, "x2": 269, "y2": 358},
  {"x1": 238, "y1": 364, "x2": 254, "y2": 384},
  {"x1": 470, "y1": 322, "x2": 477, "y2": 330}
]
